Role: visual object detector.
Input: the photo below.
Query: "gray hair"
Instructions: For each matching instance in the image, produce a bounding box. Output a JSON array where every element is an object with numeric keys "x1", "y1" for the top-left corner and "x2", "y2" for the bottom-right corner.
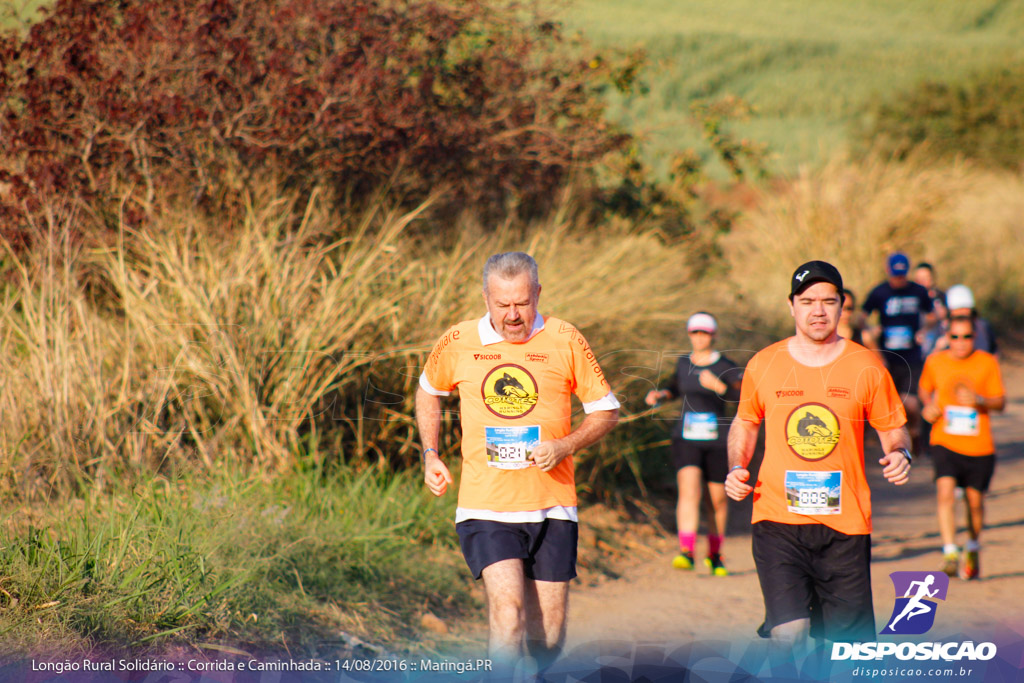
[{"x1": 482, "y1": 252, "x2": 540, "y2": 293}]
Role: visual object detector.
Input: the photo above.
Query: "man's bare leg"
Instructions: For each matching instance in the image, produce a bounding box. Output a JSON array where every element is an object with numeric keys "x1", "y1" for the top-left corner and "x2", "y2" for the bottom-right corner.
[
  {"x1": 524, "y1": 579, "x2": 569, "y2": 673},
  {"x1": 936, "y1": 476, "x2": 958, "y2": 548},
  {"x1": 770, "y1": 618, "x2": 811, "y2": 678},
  {"x1": 481, "y1": 559, "x2": 527, "y2": 672}
]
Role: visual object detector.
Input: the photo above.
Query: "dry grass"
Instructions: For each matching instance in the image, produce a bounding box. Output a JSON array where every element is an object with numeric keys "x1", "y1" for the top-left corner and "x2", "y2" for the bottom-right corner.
[
  {"x1": 1, "y1": 158, "x2": 1021, "y2": 655},
  {"x1": 719, "y1": 154, "x2": 1024, "y2": 328},
  {"x1": 0, "y1": 186, "x2": 705, "y2": 493}
]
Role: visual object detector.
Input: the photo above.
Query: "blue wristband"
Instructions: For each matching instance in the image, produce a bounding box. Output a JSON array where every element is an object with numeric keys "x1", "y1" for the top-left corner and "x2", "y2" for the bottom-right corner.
[
  {"x1": 729, "y1": 465, "x2": 744, "y2": 473},
  {"x1": 422, "y1": 448, "x2": 439, "y2": 462}
]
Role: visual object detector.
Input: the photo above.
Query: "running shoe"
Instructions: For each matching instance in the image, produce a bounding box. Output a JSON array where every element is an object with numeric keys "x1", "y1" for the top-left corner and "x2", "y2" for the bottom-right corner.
[
  {"x1": 672, "y1": 551, "x2": 695, "y2": 570},
  {"x1": 704, "y1": 553, "x2": 728, "y2": 577},
  {"x1": 940, "y1": 552, "x2": 959, "y2": 577},
  {"x1": 961, "y1": 550, "x2": 979, "y2": 580}
]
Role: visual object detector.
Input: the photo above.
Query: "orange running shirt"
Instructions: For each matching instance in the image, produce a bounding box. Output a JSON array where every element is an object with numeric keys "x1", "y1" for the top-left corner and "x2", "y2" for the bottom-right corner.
[
  {"x1": 919, "y1": 349, "x2": 1004, "y2": 456},
  {"x1": 422, "y1": 315, "x2": 615, "y2": 513},
  {"x1": 737, "y1": 339, "x2": 906, "y2": 535}
]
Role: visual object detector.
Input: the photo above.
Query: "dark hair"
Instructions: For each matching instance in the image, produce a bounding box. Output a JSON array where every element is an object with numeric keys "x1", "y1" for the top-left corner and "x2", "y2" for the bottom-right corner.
[
  {"x1": 914, "y1": 262, "x2": 934, "y2": 272},
  {"x1": 842, "y1": 288, "x2": 856, "y2": 305},
  {"x1": 949, "y1": 314, "x2": 976, "y2": 330}
]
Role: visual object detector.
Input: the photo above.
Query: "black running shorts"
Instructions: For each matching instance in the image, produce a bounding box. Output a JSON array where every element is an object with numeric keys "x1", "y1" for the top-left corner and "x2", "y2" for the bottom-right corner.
[
  {"x1": 455, "y1": 518, "x2": 578, "y2": 582},
  {"x1": 751, "y1": 520, "x2": 875, "y2": 642},
  {"x1": 884, "y1": 355, "x2": 923, "y2": 400},
  {"x1": 670, "y1": 439, "x2": 728, "y2": 483},
  {"x1": 932, "y1": 445, "x2": 996, "y2": 492}
]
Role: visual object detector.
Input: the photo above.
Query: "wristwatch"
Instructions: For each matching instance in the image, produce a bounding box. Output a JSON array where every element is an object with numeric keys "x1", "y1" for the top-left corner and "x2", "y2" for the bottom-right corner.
[{"x1": 895, "y1": 447, "x2": 913, "y2": 464}]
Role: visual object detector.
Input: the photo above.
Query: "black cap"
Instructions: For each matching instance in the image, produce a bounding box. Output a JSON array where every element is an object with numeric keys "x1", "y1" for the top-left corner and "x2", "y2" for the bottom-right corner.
[{"x1": 790, "y1": 260, "x2": 844, "y2": 298}]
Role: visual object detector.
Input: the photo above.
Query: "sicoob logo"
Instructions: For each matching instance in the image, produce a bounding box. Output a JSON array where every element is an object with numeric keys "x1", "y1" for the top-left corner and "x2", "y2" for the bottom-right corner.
[
  {"x1": 881, "y1": 571, "x2": 949, "y2": 635},
  {"x1": 482, "y1": 364, "x2": 539, "y2": 418},
  {"x1": 785, "y1": 403, "x2": 840, "y2": 461}
]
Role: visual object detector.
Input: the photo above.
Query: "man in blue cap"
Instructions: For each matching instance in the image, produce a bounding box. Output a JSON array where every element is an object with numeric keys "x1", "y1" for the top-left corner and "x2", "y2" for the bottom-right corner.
[{"x1": 863, "y1": 252, "x2": 937, "y2": 453}]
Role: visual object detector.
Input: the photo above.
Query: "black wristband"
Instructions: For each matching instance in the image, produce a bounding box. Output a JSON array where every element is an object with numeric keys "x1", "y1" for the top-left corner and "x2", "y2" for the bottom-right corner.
[{"x1": 895, "y1": 447, "x2": 913, "y2": 464}]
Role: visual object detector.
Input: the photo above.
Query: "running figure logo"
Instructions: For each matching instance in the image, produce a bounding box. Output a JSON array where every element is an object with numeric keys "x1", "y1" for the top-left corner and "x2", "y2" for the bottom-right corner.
[{"x1": 880, "y1": 571, "x2": 950, "y2": 635}]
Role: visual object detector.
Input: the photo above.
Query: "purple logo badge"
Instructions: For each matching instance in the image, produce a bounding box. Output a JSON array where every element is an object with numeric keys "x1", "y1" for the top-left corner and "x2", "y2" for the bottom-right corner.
[{"x1": 880, "y1": 571, "x2": 949, "y2": 635}]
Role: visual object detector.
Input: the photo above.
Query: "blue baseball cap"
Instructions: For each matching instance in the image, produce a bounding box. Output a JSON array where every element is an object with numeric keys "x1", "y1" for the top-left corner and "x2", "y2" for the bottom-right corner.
[{"x1": 887, "y1": 252, "x2": 910, "y2": 276}]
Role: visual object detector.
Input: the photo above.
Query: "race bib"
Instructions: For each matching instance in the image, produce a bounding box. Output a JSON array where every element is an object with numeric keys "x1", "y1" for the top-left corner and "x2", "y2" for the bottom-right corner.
[
  {"x1": 785, "y1": 471, "x2": 841, "y2": 515},
  {"x1": 884, "y1": 325, "x2": 914, "y2": 350},
  {"x1": 485, "y1": 425, "x2": 540, "y2": 470},
  {"x1": 682, "y1": 412, "x2": 718, "y2": 441},
  {"x1": 944, "y1": 406, "x2": 979, "y2": 437}
]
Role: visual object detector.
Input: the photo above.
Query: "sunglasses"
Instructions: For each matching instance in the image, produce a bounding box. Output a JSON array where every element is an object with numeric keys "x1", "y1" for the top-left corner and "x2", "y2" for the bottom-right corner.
[{"x1": 950, "y1": 334, "x2": 974, "y2": 340}]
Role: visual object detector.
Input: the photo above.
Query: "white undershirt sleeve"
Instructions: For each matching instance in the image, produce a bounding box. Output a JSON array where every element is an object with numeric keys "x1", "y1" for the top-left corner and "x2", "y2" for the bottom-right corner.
[
  {"x1": 582, "y1": 391, "x2": 620, "y2": 414},
  {"x1": 418, "y1": 372, "x2": 451, "y2": 397}
]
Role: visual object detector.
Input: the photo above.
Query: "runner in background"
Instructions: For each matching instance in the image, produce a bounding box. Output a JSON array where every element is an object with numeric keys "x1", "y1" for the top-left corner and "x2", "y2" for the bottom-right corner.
[
  {"x1": 940, "y1": 284, "x2": 999, "y2": 356},
  {"x1": 913, "y1": 262, "x2": 948, "y2": 357},
  {"x1": 838, "y1": 289, "x2": 872, "y2": 347},
  {"x1": 863, "y1": 252, "x2": 936, "y2": 455},
  {"x1": 645, "y1": 312, "x2": 742, "y2": 576},
  {"x1": 919, "y1": 316, "x2": 1005, "y2": 580},
  {"x1": 727, "y1": 260, "x2": 911, "y2": 674},
  {"x1": 416, "y1": 252, "x2": 619, "y2": 676}
]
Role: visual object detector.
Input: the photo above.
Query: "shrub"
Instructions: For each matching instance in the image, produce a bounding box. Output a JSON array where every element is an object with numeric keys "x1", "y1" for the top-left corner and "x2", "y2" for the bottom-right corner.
[
  {"x1": 858, "y1": 65, "x2": 1024, "y2": 169},
  {"x1": 0, "y1": 0, "x2": 626, "y2": 245}
]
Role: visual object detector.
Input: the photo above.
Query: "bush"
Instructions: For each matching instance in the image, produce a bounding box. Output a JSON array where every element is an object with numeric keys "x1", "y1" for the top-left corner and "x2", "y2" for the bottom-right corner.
[
  {"x1": 858, "y1": 65, "x2": 1024, "y2": 169},
  {"x1": 0, "y1": 0, "x2": 626, "y2": 245}
]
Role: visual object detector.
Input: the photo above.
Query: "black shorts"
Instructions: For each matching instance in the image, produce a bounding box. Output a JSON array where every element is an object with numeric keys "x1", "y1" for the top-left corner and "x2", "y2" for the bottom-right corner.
[
  {"x1": 884, "y1": 355, "x2": 923, "y2": 399},
  {"x1": 751, "y1": 521, "x2": 875, "y2": 642},
  {"x1": 455, "y1": 518, "x2": 577, "y2": 582},
  {"x1": 670, "y1": 439, "x2": 728, "y2": 483},
  {"x1": 932, "y1": 445, "x2": 996, "y2": 492}
]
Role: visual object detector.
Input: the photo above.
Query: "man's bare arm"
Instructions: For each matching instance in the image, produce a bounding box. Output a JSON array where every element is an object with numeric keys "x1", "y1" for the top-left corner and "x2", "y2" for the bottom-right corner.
[
  {"x1": 415, "y1": 386, "x2": 453, "y2": 495},
  {"x1": 877, "y1": 425, "x2": 912, "y2": 486},
  {"x1": 529, "y1": 409, "x2": 619, "y2": 472},
  {"x1": 725, "y1": 419, "x2": 759, "y2": 501}
]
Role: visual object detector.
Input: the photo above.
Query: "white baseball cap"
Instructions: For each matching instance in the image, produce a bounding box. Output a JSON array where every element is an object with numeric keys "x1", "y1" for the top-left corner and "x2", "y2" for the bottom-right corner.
[
  {"x1": 946, "y1": 284, "x2": 975, "y2": 310},
  {"x1": 687, "y1": 312, "x2": 718, "y2": 334}
]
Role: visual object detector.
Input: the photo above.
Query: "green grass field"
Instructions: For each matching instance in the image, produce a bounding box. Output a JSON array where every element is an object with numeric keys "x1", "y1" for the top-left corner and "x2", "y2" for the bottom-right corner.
[
  {"x1": 561, "y1": 0, "x2": 1024, "y2": 175},
  {"x1": 0, "y1": 0, "x2": 49, "y2": 29}
]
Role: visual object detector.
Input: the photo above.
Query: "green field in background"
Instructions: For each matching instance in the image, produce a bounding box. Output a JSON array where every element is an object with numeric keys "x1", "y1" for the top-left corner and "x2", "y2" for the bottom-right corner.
[
  {"x1": 1, "y1": 0, "x2": 49, "y2": 28},
  {"x1": 561, "y1": 0, "x2": 1024, "y2": 175}
]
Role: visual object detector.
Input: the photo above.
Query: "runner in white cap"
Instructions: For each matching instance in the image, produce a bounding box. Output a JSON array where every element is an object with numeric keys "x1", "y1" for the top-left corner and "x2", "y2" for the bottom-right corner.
[
  {"x1": 940, "y1": 284, "x2": 998, "y2": 356},
  {"x1": 646, "y1": 312, "x2": 742, "y2": 575}
]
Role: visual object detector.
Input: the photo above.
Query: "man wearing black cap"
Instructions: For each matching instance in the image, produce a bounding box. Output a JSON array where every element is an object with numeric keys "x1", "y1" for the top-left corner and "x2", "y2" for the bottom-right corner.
[
  {"x1": 726, "y1": 260, "x2": 913, "y2": 670},
  {"x1": 863, "y1": 252, "x2": 937, "y2": 453}
]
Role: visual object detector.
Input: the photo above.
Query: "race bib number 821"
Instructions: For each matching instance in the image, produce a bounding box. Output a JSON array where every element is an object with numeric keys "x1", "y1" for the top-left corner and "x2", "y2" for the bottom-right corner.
[{"x1": 485, "y1": 426, "x2": 541, "y2": 470}]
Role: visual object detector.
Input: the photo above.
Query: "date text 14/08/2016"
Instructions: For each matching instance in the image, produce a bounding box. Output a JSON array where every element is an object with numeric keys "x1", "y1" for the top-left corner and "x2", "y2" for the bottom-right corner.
[{"x1": 339, "y1": 659, "x2": 494, "y2": 674}]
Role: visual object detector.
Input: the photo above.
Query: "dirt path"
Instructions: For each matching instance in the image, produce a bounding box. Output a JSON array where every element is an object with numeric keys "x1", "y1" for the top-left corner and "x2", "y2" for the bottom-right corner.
[{"x1": 561, "y1": 349, "x2": 1024, "y2": 667}]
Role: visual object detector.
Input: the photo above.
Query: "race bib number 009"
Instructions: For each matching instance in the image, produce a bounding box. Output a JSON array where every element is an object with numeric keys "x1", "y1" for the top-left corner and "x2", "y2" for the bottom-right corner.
[
  {"x1": 485, "y1": 426, "x2": 541, "y2": 470},
  {"x1": 785, "y1": 470, "x2": 841, "y2": 515}
]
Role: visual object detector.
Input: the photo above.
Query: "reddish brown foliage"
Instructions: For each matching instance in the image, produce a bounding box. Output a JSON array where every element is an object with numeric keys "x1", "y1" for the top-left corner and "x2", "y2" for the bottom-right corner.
[{"x1": 0, "y1": 0, "x2": 625, "y2": 243}]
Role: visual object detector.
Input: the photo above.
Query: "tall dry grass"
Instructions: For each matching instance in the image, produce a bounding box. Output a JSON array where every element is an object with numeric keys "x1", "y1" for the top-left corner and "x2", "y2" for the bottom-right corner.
[
  {"x1": 720, "y1": 154, "x2": 1024, "y2": 330},
  {"x1": 0, "y1": 186, "x2": 704, "y2": 495}
]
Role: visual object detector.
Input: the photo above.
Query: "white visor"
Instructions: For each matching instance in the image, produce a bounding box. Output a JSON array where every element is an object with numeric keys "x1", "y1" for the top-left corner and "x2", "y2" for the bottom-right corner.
[{"x1": 687, "y1": 313, "x2": 717, "y2": 334}]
